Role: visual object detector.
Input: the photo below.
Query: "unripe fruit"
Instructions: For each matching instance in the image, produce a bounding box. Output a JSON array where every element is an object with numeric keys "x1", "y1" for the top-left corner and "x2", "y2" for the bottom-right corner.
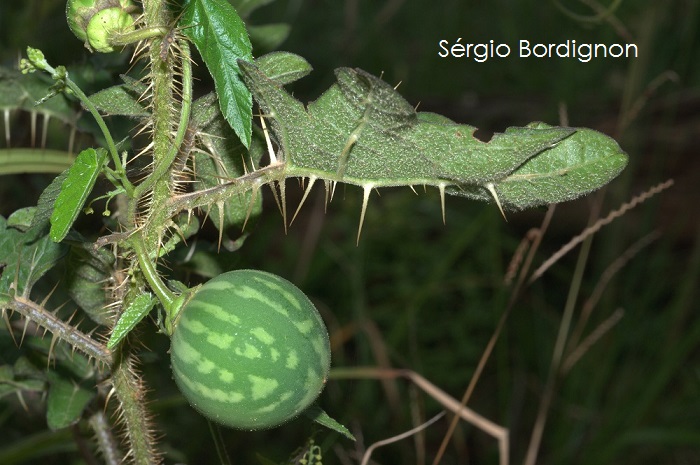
[
  {"x1": 170, "y1": 270, "x2": 331, "y2": 430},
  {"x1": 66, "y1": 0, "x2": 137, "y2": 53}
]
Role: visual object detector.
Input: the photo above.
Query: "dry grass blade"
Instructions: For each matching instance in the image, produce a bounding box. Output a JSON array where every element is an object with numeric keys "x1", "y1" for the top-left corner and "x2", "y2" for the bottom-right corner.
[
  {"x1": 360, "y1": 411, "x2": 446, "y2": 465},
  {"x1": 567, "y1": 230, "x2": 660, "y2": 351},
  {"x1": 331, "y1": 367, "x2": 509, "y2": 465},
  {"x1": 563, "y1": 307, "x2": 625, "y2": 373},
  {"x1": 529, "y1": 179, "x2": 674, "y2": 283},
  {"x1": 432, "y1": 205, "x2": 557, "y2": 465}
]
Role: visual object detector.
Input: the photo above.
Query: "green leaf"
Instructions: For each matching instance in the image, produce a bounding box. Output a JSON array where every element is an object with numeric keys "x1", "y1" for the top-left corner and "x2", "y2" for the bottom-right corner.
[
  {"x1": 449, "y1": 123, "x2": 629, "y2": 208},
  {"x1": 238, "y1": 61, "x2": 627, "y2": 209},
  {"x1": 107, "y1": 294, "x2": 155, "y2": 350},
  {"x1": 46, "y1": 371, "x2": 94, "y2": 430},
  {"x1": 32, "y1": 170, "x2": 69, "y2": 231},
  {"x1": 88, "y1": 76, "x2": 150, "y2": 117},
  {"x1": 181, "y1": 0, "x2": 253, "y2": 148},
  {"x1": 49, "y1": 147, "x2": 107, "y2": 242},
  {"x1": 65, "y1": 242, "x2": 115, "y2": 326},
  {"x1": 191, "y1": 94, "x2": 264, "y2": 233},
  {"x1": 304, "y1": 404, "x2": 355, "y2": 441},
  {"x1": 0, "y1": 216, "x2": 68, "y2": 297},
  {"x1": 7, "y1": 208, "x2": 37, "y2": 232},
  {"x1": 255, "y1": 52, "x2": 312, "y2": 86},
  {"x1": 407, "y1": 114, "x2": 575, "y2": 184}
]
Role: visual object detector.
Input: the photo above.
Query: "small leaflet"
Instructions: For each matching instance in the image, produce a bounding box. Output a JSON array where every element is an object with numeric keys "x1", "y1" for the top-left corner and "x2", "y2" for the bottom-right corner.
[
  {"x1": 107, "y1": 294, "x2": 155, "y2": 350},
  {"x1": 49, "y1": 148, "x2": 107, "y2": 242}
]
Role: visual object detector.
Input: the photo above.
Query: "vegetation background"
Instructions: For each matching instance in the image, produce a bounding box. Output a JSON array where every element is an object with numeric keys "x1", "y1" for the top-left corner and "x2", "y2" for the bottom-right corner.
[{"x1": 1, "y1": 0, "x2": 698, "y2": 463}]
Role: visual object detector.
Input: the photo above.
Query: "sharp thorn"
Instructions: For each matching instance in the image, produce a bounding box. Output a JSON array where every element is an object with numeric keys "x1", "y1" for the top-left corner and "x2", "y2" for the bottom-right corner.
[
  {"x1": 291, "y1": 176, "x2": 317, "y2": 225},
  {"x1": 48, "y1": 333, "x2": 59, "y2": 368},
  {"x1": 357, "y1": 184, "x2": 374, "y2": 245},
  {"x1": 242, "y1": 185, "x2": 259, "y2": 231},
  {"x1": 269, "y1": 181, "x2": 283, "y2": 214},
  {"x1": 20, "y1": 317, "x2": 31, "y2": 347},
  {"x1": 438, "y1": 182, "x2": 447, "y2": 224},
  {"x1": 409, "y1": 185, "x2": 418, "y2": 195},
  {"x1": 486, "y1": 182, "x2": 507, "y2": 221},
  {"x1": 279, "y1": 180, "x2": 288, "y2": 234},
  {"x1": 330, "y1": 181, "x2": 338, "y2": 202},
  {"x1": 216, "y1": 201, "x2": 225, "y2": 251},
  {"x1": 323, "y1": 180, "x2": 330, "y2": 213},
  {"x1": 3, "y1": 309, "x2": 17, "y2": 346},
  {"x1": 260, "y1": 114, "x2": 278, "y2": 165}
]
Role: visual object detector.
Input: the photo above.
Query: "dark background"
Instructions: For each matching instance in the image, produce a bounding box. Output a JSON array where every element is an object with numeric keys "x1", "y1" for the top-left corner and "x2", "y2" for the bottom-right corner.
[{"x1": 1, "y1": 0, "x2": 699, "y2": 464}]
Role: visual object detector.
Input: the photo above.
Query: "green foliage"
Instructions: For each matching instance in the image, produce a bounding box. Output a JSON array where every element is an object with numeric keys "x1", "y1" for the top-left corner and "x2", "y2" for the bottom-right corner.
[
  {"x1": 0, "y1": 215, "x2": 68, "y2": 298},
  {"x1": 5, "y1": 0, "x2": 693, "y2": 464},
  {"x1": 108, "y1": 294, "x2": 154, "y2": 349},
  {"x1": 49, "y1": 147, "x2": 107, "y2": 242},
  {"x1": 239, "y1": 60, "x2": 627, "y2": 209},
  {"x1": 181, "y1": 0, "x2": 254, "y2": 147},
  {"x1": 46, "y1": 370, "x2": 94, "y2": 430}
]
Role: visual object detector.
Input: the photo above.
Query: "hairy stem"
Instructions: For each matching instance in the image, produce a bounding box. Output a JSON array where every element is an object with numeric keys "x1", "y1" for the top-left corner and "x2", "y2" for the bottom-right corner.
[
  {"x1": 4, "y1": 296, "x2": 111, "y2": 364},
  {"x1": 89, "y1": 411, "x2": 123, "y2": 465},
  {"x1": 111, "y1": 351, "x2": 160, "y2": 465},
  {"x1": 132, "y1": 40, "x2": 192, "y2": 209}
]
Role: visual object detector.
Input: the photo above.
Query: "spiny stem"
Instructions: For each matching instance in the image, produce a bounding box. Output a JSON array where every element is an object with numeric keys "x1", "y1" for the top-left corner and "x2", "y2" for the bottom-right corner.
[
  {"x1": 111, "y1": 352, "x2": 160, "y2": 465},
  {"x1": 89, "y1": 411, "x2": 123, "y2": 465},
  {"x1": 132, "y1": 40, "x2": 192, "y2": 205},
  {"x1": 3, "y1": 296, "x2": 111, "y2": 364}
]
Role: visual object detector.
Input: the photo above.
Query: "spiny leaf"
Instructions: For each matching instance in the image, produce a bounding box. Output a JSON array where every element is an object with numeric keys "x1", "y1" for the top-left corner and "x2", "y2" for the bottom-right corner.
[
  {"x1": 238, "y1": 59, "x2": 627, "y2": 210},
  {"x1": 181, "y1": 0, "x2": 253, "y2": 148},
  {"x1": 107, "y1": 294, "x2": 155, "y2": 350},
  {"x1": 407, "y1": 113, "x2": 575, "y2": 184},
  {"x1": 49, "y1": 147, "x2": 107, "y2": 243},
  {"x1": 88, "y1": 75, "x2": 149, "y2": 117},
  {"x1": 448, "y1": 123, "x2": 629, "y2": 209},
  {"x1": 254, "y1": 52, "x2": 312, "y2": 86},
  {"x1": 66, "y1": 242, "x2": 116, "y2": 326},
  {"x1": 191, "y1": 94, "x2": 264, "y2": 234}
]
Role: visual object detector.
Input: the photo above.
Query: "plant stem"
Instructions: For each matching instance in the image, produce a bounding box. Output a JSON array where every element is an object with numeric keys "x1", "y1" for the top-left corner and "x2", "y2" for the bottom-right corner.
[
  {"x1": 62, "y1": 76, "x2": 134, "y2": 195},
  {"x1": 131, "y1": 40, "x2": 192, "y2": 206},
  {"x1": 130, "y1": 234, "x2": 176, "y2": 309},
  {"x1": 5, "y1": 296, "x2": 111, "y2": 365},
  {"x1": 111, "y1": 351, "x2": 160, "y2": 465}
]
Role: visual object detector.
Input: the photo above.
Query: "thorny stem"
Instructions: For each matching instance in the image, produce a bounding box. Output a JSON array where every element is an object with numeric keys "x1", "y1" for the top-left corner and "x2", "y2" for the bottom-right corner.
[
  {"x1": 4, "y1": 296, "x2": 111, "y2": 365},
  {"x1": 89, "y1": 411, "x2": 124, "y2": 465},
  {"x1": 131, "y1": 40, "x2": 192, "y2": 210},
  {"x1": 111, "y1": 351, "x2": 160, "y2": 465}
]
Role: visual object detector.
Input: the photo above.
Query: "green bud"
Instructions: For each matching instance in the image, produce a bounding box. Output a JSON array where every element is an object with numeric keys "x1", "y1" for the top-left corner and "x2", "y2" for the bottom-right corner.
[{"x1": 66, "y1": 0, "x2": 137, "y2": 53}]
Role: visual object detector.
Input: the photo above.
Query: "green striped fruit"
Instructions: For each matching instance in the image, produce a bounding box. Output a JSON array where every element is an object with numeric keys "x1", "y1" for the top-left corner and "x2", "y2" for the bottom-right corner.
[{"x1": 170, "y1": 269, "x2": 331, "y2": 430}]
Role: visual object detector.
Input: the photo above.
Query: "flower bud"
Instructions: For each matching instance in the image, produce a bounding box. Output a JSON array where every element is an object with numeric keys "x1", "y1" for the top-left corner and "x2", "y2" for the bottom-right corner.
[{"x1": 66, "y1": 0, "x2": 137, "y2": 53}]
